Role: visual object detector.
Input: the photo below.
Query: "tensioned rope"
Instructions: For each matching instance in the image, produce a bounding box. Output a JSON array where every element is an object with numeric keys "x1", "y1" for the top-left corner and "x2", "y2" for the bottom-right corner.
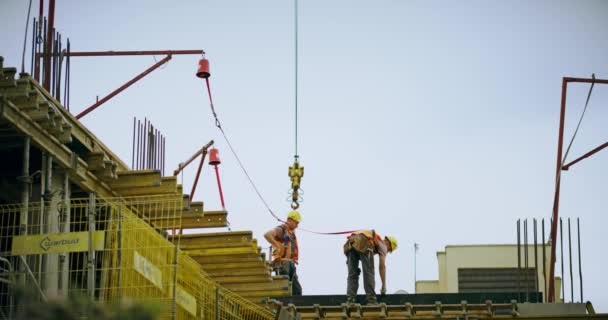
[
  {"x1": 202, "y1": 78, "x2": 357, "y2": 235},
  {"x1": 553, "y1": 75, "x2": 596, "y2": 191},
  {"x1": 562, "y1": 74, "x2": 596, "y2": 165}
]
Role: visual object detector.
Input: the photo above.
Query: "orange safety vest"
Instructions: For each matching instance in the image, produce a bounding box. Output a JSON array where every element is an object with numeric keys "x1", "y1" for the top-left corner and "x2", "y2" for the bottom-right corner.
[
  {"x1": 346, "y1": 230, "x2": 382, "y2": 254},
  {"x1": 273, "y1": 225, "x2": 299, "y2": 262}
]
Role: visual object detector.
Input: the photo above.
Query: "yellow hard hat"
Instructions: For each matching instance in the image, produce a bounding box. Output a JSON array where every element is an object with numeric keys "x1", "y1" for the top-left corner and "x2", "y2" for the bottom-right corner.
[
  {"x1": 385, "y1": 236, "x2": 398, "y2": 252},
  {"x1": 287, "y1": 211, "x2": 301, "y2": 222}
]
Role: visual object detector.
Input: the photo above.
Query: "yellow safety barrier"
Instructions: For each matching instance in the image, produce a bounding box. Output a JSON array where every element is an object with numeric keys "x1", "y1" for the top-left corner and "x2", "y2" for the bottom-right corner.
[{"x1": 0, "y1": 195, "x2": 275, "y2": 319}]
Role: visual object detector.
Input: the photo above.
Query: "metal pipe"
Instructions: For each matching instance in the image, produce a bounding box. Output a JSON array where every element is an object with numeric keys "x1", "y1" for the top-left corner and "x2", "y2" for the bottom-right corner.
[
  {"x1": 65, "y1": 38, "x2": 70, "y2": 110},
  {"x1": 65, "y1": 49, "x2": 204, "y2": 57},
  {"x1": 215, "y1": 287, "x2": 220, "y2": 320},
  {"x1": 173, "y1": 140, "x2": 214, "y2": 176},
  {"x1": 517, "y1": 220, "x2": 522, "y2": 296},
  {"x1": 564, "y1": 77, "x2": 608, "y2": 84},
  {"x1": 137, "y1": 119, "x2": 142, "y2": 169},
  {"x1": 19, "y1": 137, "x2": 31, "y2": 287},
  {"x1": 548, "y1": 76, "x2": 608, "y2": 302},
  {"x1": 171, "y1": 244, "x2": 178, "y2": 320},
  {"x1": 132, "y1": 117, "x2": 136, "y2": 169},
  {"x1": 0, "y1": 257, "x2": 14, "y2": 319},
  {"x1": 43, "y1": 0, "x2": 54, "y2": 91},
  {"x1": 214, "y1": 165, "x2": 225, "y2": 209},
  {"x1": 58, "y1": 170, "x2": 70, "y2": 295},
  {"x1": 524, "y1": 219, "x2": 529, "y2": 302},
  {"x1": 150, "y1": 126, "x2": 155, "y2": 170},
  {"x1": 31, "y1": 19, "x2": 36, "y2": 76},
  {"x1": 87, "y1": 192, "x2": 96, "y2": 299},
  {"x1": 562, "y1": 142, "x2": 608, "y2": 171},
  {"x1": 534, "y1": 219, "x2": 539, "y2": 295},
  {"x1": 117, "y1": 205, "x2": 122, "y2": 300},
  {"x1": 190, "y1": 155, "x2": 206, "y2": 203},
  {"x1": 20, "y1": 256, "x2": 47, "y2": 302},
  {"x1": 568, "y1": 218, "x2": 573, "y2": 302},
  {"x1": 542, "y1": 218, "x2": 547, "y2": 302},
  {"x1": 548, "y1": 78, "x2": 568, "y2": 302},
  {"x1": 577, "y1": 218, "x2": 583, "y2": 302},
  {"x1": 40, "y1": 18, "x2": 46, "y2": 82},
  {"x1": 75, "y1": 55, "x2": 172, "y2": 119},
  {"x1": 144, "y1": 118, "x2": 148, "y2": 169},
  {"x1": 560, "y1": 218, "x2": 565, "y2": 302},
  {"x1": 20, "y1": 137, "x2": 31, "y2": 235}
]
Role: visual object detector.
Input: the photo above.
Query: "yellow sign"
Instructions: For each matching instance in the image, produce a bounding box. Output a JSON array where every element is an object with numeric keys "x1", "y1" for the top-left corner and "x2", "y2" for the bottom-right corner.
[
  {"x1": 176, "y1": 285, "x2": 197, "y2": 316},
  {"x1": 11, "y1": 231, "x2": 105, "y2": 255},
  {"x1": 134, "y1": 250, "x2": 163, "y2": 290}
]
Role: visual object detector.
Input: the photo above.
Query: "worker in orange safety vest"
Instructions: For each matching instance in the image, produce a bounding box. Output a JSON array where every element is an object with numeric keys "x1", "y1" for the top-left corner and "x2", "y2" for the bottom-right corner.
[
  {"x1": 343, "y1": 230, "x2": 398, "y2": 304},
  {"x1": 264, "y1": 211, "x2": 302, "y2": 295}
]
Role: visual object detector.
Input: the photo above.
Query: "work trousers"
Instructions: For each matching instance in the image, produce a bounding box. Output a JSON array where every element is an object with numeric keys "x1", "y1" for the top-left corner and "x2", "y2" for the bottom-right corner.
[
  {"x1": 276, "y1": 260, "x2": 302, "y2": 296},
  {"x1": 346, "y1": 248, "x2": 376, "y2": 303}
]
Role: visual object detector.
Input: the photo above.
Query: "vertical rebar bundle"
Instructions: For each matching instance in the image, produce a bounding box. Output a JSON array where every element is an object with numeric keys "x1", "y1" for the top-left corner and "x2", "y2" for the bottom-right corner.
[{"x1": 132, "y1": 117, "x2": 166, "y2": 174}]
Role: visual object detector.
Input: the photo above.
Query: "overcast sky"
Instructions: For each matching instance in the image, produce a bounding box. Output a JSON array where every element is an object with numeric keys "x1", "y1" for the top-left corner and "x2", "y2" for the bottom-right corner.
[{"x1": 1, "y1": 0, "x2": 607, "y2": 311}]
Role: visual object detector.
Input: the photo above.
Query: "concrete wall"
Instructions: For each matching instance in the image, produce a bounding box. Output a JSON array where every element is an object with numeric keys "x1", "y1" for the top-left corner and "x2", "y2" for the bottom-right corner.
[
  {"x1": 417, "y1": 244, "x2": 561, "y2": 302},
  {"x1": 416, "y1": 280, "x2": 439, "y2": 293}
]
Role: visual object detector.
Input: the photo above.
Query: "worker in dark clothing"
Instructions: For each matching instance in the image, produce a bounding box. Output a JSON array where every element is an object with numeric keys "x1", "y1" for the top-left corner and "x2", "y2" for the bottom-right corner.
[
  {"x1": 343, "y1": 230, "x2": 398, "y2": 304},
  {"x1": 264, "y1": 211, "x2": 302, "y2": 295}
]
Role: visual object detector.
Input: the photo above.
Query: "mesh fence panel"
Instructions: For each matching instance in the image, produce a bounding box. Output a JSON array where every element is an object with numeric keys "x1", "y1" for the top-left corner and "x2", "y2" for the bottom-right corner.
[{"x1": 0, "y1": 195, "x2": 274, "y2": 320}]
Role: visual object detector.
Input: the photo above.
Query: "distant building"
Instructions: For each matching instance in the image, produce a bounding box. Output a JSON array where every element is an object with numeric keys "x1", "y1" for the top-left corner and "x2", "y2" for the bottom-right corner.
[{"x1": 415, "y1": 244, "x2": 562, "y2": 302}]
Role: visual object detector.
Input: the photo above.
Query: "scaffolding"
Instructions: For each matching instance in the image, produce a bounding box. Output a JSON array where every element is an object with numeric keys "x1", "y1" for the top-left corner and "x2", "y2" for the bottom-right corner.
[{"x1": 0, "y1": 195, "x2": 274, "y2": 320}]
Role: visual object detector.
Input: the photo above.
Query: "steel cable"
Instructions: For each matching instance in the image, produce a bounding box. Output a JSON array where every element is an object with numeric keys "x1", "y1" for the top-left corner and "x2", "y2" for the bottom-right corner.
[{"x1": 203, "y1": 79, "x2": 359, "y2": 235}]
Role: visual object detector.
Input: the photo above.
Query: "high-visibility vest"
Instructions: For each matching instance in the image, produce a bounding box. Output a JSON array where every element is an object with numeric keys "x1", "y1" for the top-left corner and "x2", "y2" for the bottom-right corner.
[
  {"x1": 273, "y1": 225, "x2": 299, "y2": 262},
  {"x1": 347, "y1": 230, "x2": 382, "y2": 254}
]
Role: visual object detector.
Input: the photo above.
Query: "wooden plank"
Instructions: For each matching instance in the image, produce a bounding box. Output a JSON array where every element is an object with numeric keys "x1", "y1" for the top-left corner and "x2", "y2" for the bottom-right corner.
[
  {"x1": 198, "y1": 261, "x2": 268, "y2": 270},
  {"x1": 175, "y1": 231, "x2": 253, "y2": 248},
  {"x1": 182, "y1": 243, "x2": 259, "y2": 257},
  {"x1": 115, "y1": 176, "x2": 178, "y2": 196},
  {"x1": 214, "y1": 275, "x2": 272, "y2": 284},
  {"x1": 221, "y1": 278, "x2": 289, "y2": 292},
  {"x1": 190, "y1": 252, "x2": 263, "y2": 265},
  {"x1": 205, "y1": 267, "x2": 270, "y2": 277},
  {"x1": 110, "y1": 169, "x2": 161, "y2": 189},
  {"x1": 237, "y1": 289, "x2": 292, "y2": 298}
]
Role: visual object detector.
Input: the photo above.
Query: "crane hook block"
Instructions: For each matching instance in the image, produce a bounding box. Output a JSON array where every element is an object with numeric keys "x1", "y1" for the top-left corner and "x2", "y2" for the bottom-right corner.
[
  {"x1": 289, "y1": 161, "x2": 304, "y2": 208},
  {"x1": 289, "y1": 161, "x2": 304, "y2": 191}
]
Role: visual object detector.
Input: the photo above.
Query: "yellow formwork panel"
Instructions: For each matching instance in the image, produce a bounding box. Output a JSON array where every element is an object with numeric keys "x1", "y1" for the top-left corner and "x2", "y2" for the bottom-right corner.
[{"x1": 0, "y1": 195, "x2": 275, "y2": 320}]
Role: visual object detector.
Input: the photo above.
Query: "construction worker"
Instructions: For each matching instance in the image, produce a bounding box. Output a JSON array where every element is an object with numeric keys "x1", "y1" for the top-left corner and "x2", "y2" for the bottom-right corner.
[
  {"x1": 264, "y1": 211, "x2": 302, "y2": 295},
  {"x1": 343, "y1": 230, "x2": 398, "y2": 304}
]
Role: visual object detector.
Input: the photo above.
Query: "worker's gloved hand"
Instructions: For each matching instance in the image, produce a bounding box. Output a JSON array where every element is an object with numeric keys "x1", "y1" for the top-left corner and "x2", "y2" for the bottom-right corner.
[{"x1": 380, "y1": 287, "x2": 387, "y2": 296}]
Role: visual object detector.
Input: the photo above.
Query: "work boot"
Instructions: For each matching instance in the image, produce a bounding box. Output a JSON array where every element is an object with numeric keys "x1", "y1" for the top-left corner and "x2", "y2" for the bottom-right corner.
[
  {"x1": 366, "y1": 297, "x2": 378, "y2": 305},
  {"x1": 346, "y1": 296, "x2": 356, "y2": 304}
]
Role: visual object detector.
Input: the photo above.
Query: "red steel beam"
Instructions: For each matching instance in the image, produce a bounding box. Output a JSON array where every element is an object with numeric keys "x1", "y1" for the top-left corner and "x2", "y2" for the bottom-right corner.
[
  {"x1": 75, "y1": 54, "x2": 172, "y2": 119},
  {"x1": 562, "y1": 142, "x2": 608, "y2": 171},
  {"x1": 548, "y1": 76, "x2": 607, "y2": 302},
  {"x1": 66, "y1": 50, "x2": 204, "y2": 57},
  {"x1": 43, "y1": 0, "x2": 55, "y2": 91}
]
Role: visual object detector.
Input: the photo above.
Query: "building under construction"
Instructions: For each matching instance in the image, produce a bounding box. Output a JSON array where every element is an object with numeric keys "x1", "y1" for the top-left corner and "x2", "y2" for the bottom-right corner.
[{"x1": 1, "y1": 2, "x2": 608, "y2": 320}]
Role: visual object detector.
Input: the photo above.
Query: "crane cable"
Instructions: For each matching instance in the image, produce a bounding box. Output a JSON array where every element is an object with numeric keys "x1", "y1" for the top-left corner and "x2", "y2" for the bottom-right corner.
[
  {"x1": 202, "y1": 78, "x2": 358, "y2": 235},
  {"x1": 288, "y1": 0, "x2": 304, "y2": 210}
]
